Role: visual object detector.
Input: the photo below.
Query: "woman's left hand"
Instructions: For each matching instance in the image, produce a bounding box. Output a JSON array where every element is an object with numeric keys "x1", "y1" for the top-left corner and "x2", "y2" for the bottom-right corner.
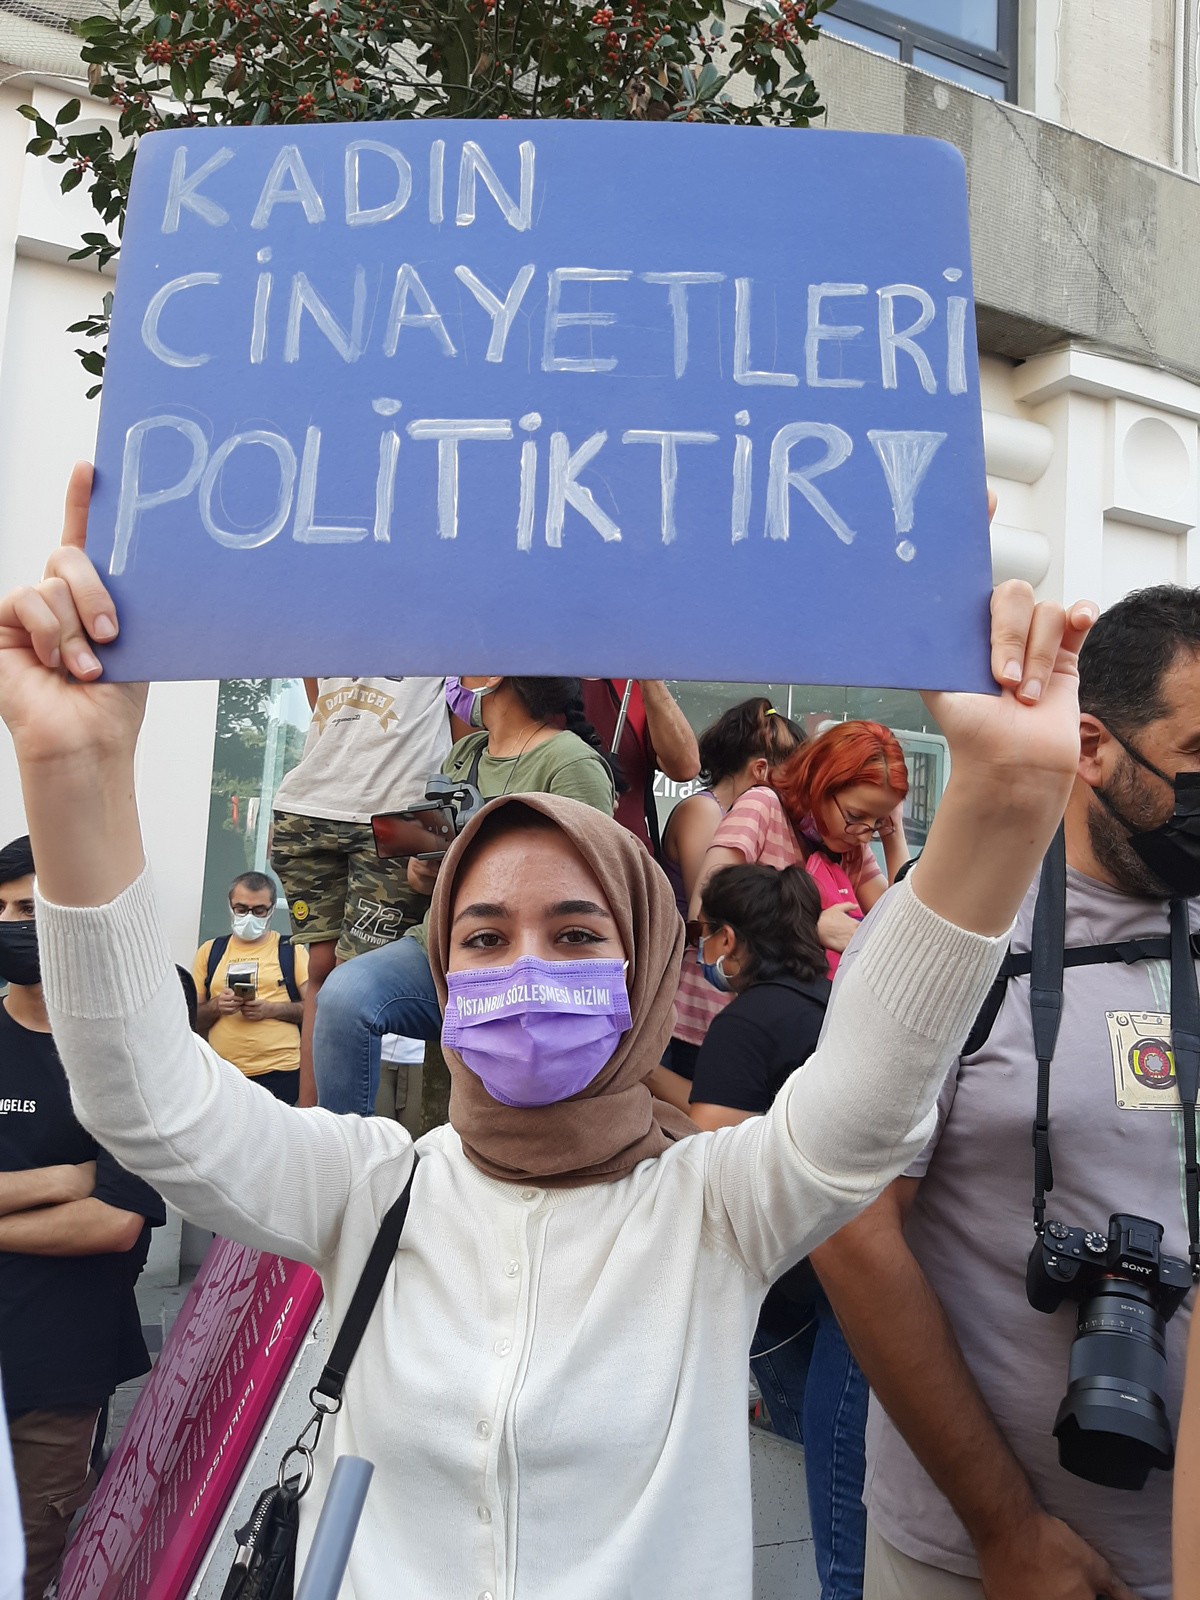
[{"x1": 922, "y1": 581, "x2": 1097, "y2": 802}]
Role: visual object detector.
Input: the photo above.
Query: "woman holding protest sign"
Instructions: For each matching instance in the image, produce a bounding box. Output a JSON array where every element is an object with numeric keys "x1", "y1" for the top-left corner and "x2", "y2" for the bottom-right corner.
[
  {"x1": 311, "y1": 672, "x2": 616, "y2": 1114},
  {"x1": 0, "y1": 462, "x2": 1094, "y2": 1600},
  {"x1": 691, "y1": 720, "x2": 911, "y2": 979}
]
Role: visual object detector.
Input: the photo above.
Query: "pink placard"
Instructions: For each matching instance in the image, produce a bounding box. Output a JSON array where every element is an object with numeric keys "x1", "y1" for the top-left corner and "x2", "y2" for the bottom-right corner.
[{"x1": 59, "y1": 1239, "x2": 324, "y2": 1600}]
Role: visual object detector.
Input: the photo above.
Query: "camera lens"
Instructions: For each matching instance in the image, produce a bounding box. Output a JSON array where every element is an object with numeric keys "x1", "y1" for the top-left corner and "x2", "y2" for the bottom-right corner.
[{"x1": 1053, "y1": 1279, "x2": 1174, "y2": 1491}]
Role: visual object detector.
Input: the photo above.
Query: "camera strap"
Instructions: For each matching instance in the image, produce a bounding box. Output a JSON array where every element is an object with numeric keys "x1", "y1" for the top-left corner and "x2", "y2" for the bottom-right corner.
[
  {"x1": 1029, "y1": 829, "x2": 1067, "y2": 1232},
  {"x1": 1028, "y1": 827, "x2": 1200, "y2": 1278},
  {"x1": 1171, "y1": 898, "x2": 1200, "y2": 1277}
]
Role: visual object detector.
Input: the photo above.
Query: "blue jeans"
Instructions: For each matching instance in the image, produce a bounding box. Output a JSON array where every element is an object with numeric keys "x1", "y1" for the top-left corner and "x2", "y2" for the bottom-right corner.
[
  {"x1": 751, "y1": 1284, "x2": 868, "y2": 1600},
  {"x1": 313, "y1": 936, "x2": 442, "y2": 1114}
]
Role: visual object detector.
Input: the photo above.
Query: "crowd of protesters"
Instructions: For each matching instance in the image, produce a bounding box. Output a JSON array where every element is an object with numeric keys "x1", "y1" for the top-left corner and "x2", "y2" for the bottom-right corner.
[{"x1": 0, "y1": 464, "x2": 1198, "y2": 1600}]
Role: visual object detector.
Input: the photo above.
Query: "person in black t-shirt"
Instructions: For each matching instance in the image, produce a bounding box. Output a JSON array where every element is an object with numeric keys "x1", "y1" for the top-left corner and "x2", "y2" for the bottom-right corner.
[
  {"x1": 0, "y1": 836, "x2": 164, "y2": 1600},
  {"x1": 650, "y1": 862, "x2": 864, "y2": 1600}
]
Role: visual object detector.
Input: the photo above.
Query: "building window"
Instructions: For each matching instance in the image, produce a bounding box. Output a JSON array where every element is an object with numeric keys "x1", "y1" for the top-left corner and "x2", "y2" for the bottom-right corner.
[{"x1": 821, "y1": 0, "x2": 1017, "y2": 101}]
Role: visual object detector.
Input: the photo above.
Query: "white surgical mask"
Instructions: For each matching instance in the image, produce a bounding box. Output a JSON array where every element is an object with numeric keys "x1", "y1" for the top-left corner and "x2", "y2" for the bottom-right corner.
[{"x1": 232, "y1": 911, "x2": 270, "y2": 941}]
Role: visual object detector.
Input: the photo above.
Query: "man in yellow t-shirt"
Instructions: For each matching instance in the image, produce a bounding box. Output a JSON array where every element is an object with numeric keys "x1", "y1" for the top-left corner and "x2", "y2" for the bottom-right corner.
[{"x1": 193, "y1": 873, "x2": 309, "y2": 1102}]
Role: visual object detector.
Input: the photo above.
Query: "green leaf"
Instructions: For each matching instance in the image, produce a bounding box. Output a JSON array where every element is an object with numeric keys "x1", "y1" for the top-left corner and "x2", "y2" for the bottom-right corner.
[
  {"x1": 15, "y1": 103, "x2": 39, "y2": 121},
  {"x1": 55, "y1": 98, "x2": 82, "y2": 123},
  {"x1": 27, "y1": 137, "x2": 53, "y2": 156},
  {"x1": 86, "y1": 383, "x2": 103, "y2": 400},
  {"x1": 61, "y1": 166, "x2": 84, "y2": 191},
  {"x1": 79, "y1": 350, "x2": 106, "y2": 375}
]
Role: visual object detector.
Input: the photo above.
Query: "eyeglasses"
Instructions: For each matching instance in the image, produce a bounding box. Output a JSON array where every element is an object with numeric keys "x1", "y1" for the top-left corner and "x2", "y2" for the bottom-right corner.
[
  {"x1": 685, "y1": 919, "x2": 718, "y2": 949},
  {"x1": 833, "y1": 798, "x2": 896, "y2": 841},
  {"x1": 231, "y1": 902, "x2": 274, "y2": 917}
]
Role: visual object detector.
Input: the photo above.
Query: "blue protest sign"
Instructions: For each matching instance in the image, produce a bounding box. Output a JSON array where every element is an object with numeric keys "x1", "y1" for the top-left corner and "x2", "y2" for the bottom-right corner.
[{"x1": 86, "y1": 120, "x2": 992, "y2": 688}]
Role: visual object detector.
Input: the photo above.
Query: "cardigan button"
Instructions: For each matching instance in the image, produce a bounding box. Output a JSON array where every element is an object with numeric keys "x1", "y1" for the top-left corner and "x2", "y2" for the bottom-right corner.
[
  {"x1": 521, "y1": 1188, "x2": 540, "y2": 1202},
  {"x1": 504, "y1": 1259, "x2": 520, "y2": 1278},
  {"x1": 479, "y1": 1592, "x2": 495, "y2": 1600},
  {"x1": 494, "y1": 1337, "x2": 512, "y2": 1356},
  {"x1": 476, "y1": 1420, "x2": 492, "y2": 1439},
  {"x1": 477, "y1": 1505, "x2": 492, "y2": 1524}
]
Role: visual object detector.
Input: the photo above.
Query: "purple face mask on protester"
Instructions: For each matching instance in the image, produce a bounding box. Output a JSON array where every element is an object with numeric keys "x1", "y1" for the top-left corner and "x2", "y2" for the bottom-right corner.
[
  {"x1": 442, "y1": 955, "x2": 631, "y2": 1108},
  {"x1": 444, "y1": 676, "x2": 475, "y2": 723},
  {"x1": 445, "y1": 677, "x2": 490, "y2": 727}
]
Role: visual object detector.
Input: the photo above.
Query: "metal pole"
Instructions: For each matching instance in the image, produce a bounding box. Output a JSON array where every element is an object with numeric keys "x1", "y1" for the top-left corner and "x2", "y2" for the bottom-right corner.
[
  {"x1": 294, "y1": 1455, "x2": 374, "y2": 1600},
  {"x1": 610, "y1": 679, "x2": 635, "y2": 754}
]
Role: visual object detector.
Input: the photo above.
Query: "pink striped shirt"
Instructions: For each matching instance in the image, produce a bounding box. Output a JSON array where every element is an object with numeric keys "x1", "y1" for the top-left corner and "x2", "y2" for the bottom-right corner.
[{"x1": 700, "y1": 787, "x2": 883, "y2": 980}]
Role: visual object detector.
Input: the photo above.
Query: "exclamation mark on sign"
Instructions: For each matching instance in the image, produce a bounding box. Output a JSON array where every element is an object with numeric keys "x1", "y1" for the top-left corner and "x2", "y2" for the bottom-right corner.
[{"x1": 867, "y1": 430, "x2": 948, "y2": 562}]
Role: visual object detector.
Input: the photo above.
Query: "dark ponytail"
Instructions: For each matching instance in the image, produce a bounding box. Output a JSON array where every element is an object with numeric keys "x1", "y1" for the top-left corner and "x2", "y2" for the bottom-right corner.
[
  {"x1": 563, "y1": 689, "x2": 628, "y2": 795},
  {"x1": 700, "y1": 863, "x2": 825, "y2": 986},
  {"x1": 697, "y1": 696, "x2": 806, "y2": 787},
  {"x1": 505, "y1": 677, "x2": 626, "y2": 793}
]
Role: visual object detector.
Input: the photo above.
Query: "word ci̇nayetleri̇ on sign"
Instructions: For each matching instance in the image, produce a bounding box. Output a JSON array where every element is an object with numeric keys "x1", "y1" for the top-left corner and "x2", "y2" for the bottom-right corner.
[{"x1": 86, "y1": 121, "x2": 993, "y2": 689}]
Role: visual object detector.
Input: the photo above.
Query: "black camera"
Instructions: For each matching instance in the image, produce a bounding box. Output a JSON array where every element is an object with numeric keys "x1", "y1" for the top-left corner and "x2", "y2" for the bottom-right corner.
[
  {"x1": 371, "y1": 776, "x2": 485, "y2": 862},
  {"x1": 1026, "y1": 1213, "x2": 1191, "y2": 1490}
]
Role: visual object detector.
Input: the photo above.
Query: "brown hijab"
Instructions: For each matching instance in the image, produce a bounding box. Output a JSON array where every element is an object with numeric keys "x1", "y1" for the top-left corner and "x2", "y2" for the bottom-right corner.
[{"x1": 427, "y1": 792, "x2": 696, "y2": 1187}]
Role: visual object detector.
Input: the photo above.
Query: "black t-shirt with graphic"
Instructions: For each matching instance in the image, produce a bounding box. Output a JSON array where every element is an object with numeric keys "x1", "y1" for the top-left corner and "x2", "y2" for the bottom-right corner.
[{"x1": 0, "y1": 1001, "x2": 165, "y2": 1417}]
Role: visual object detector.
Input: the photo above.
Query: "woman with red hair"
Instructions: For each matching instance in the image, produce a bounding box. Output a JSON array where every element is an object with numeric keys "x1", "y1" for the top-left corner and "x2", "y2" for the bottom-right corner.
[{"x1": 690, "y1": 720, "x2": 911, "y2": 976}]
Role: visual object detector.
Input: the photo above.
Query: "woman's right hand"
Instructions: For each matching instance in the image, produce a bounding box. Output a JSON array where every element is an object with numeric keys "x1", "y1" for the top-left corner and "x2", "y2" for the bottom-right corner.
[
  {"x1": 407, "y1": 855, "x2": 441, "y2": 897},
  {"x1": 0, "y1": 463, "x2": 147, "y2": 768},
  {"x1": 818, "y1": 904, "x2": 861, "y2": 953}
]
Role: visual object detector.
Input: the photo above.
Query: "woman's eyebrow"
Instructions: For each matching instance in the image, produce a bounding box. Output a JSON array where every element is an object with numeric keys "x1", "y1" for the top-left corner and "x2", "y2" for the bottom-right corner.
[
  {"x1": 547, "y1": 900, "x2": 612, "y2": 918},
  {"x1": 452, "y1": 901, "x2": 509, "y2": 925}
]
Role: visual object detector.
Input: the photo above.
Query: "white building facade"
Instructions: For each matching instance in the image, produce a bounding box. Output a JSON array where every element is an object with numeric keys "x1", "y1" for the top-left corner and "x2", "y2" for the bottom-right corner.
[{"x1": 1, "y1": 0, "x2": 1199, "y2": 963}]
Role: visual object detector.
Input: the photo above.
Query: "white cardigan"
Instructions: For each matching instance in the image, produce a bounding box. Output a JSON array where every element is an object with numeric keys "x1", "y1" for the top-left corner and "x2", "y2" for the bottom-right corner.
[{"x1": 38, "y1": 870, "x2": 1005, "y2": 1600}]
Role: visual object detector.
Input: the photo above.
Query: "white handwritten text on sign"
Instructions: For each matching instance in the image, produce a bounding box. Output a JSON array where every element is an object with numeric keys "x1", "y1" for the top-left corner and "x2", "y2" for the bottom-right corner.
[{"x1": 87, "y1": 122, "x2": 992, "y2": 688}]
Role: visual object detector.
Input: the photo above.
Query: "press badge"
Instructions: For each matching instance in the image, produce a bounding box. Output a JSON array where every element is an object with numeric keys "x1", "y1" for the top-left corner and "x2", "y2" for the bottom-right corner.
[{"x1": 1108, "y1": 1011, "x2": 1179, "y2": 1111}]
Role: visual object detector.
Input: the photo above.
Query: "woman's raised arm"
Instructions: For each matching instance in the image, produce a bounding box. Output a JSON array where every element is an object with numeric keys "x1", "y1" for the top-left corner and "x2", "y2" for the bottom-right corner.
[{"x1": 0, "y1": 466, "x2": 409, "y2": 1265}]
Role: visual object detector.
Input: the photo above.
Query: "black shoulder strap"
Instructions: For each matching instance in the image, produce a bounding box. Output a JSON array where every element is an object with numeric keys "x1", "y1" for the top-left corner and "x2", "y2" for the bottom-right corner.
[
  {"x1": 312, "y1": 1157, "x2": 419, "y2": 1405},
  {"x1": 465, "y1": 735, "x2": 486, "y2": 792},
  {"x1": 277, "y1": 935, "x2": 300, "y2": 1003},
  {"x1": 998, "y1": 933, "x2": 1191, "y2": 979},
  {"x1": 204, "y1": 934, "x2": 231, "y2": 1000},
  {"x1": 1029, "y1": 828, "x2": 1067, "y2": 1232},
  {"x1": 1171, "y1": 902, "x2": 1200, "y2": 1276},
  {"x1": 963, "y1": 929, "x2": 1200, "y2": 1056}
]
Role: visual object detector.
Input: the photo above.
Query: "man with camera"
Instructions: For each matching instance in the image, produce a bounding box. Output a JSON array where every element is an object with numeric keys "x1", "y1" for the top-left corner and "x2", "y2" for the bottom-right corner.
[
  {"x1": 814, "y1": 584, "x2": 1200, "y2": 1600},
  {"x1": 193, "y1": 871, "x2": 309, "y2": 1103}
]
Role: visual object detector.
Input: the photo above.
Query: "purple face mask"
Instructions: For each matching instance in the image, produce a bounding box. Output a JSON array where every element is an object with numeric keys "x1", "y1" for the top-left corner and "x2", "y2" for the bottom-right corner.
[
  {"x1": 442, "y1": 955, "x2": 631, "y2": 1108},
  {"x1": 445, "y1": 677, "x2": 489, "y2": 727}
]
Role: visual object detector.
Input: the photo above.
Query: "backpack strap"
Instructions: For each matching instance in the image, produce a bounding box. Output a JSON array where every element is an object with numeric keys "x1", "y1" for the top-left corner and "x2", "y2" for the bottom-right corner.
[
  {"x1": 277, "y1": 935, "x2": 301, "y2": 1003},
  {"x1": 204, "y1": 934, "x2": 231, "y2": 1000}
]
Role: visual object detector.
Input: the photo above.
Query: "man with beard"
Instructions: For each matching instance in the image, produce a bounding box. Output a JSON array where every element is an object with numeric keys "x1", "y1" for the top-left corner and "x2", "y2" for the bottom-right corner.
[
  {"x1": 814, "y1": 585, "x2": 1200, "y2": 1600},
  {"x1": 0, "y1": 835, "x2": 164, "y2": 1599}
]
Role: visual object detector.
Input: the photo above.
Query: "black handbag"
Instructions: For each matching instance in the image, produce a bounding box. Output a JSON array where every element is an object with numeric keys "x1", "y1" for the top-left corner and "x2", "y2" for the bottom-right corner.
[{"x1": 219, "y1": 1157, "x2": 419, "y2": 1600}]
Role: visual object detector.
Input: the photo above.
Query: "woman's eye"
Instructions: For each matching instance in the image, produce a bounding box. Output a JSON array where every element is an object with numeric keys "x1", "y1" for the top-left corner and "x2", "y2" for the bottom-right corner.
[
  {"x1": 461, "y1": 930, "x2": 505, "y2": 950},
  {"x1": 557, "y1": 926, "x2": 605, "y2": 946}
]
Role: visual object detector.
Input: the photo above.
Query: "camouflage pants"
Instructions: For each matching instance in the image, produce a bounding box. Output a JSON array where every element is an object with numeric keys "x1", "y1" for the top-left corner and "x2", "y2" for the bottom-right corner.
[{"x1": 271, "y1": 811, "x2": 429, "y2": 962}]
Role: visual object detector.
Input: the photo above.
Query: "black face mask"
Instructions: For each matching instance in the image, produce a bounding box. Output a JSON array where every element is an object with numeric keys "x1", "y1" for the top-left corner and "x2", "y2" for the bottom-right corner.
[
  {"x1": 0, "y1": 920, "x2": 41, "y2": 987},
  {"x1": 1095, "y1": 730, "x2": 1200, "y2": 900}
]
